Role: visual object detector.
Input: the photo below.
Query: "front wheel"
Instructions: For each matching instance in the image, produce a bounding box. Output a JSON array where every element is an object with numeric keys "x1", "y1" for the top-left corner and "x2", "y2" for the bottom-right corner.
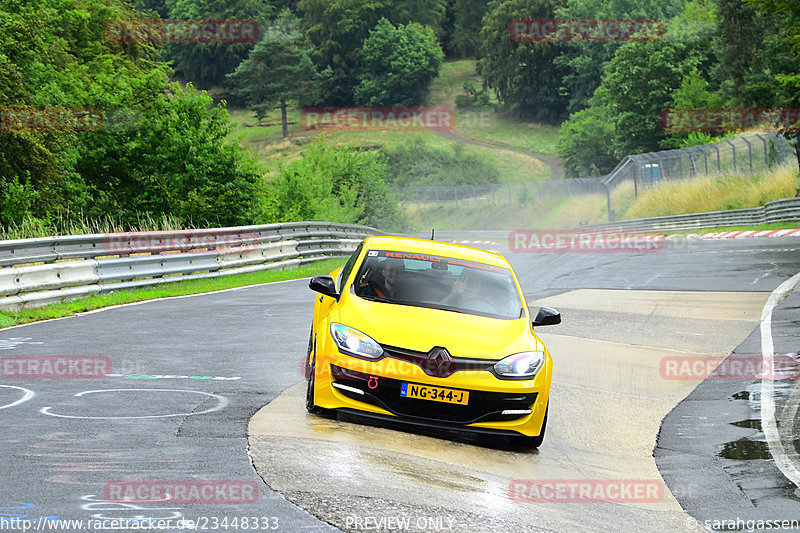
[
  {"x1": 305, "y1": 333, "x2": 322, "y2": 414},
  {"x1": 306, "y1": 371, "x2": 322, "y2": 414}
]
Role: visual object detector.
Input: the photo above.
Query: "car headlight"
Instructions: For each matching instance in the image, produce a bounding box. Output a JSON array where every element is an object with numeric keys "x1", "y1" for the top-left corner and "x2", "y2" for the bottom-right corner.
[
  {"x1": 330, "y1": 323, "x2": 384, "y2": 359},
  {"x1": 494, "y1": 351, "x2": 545, "y2": 379}
]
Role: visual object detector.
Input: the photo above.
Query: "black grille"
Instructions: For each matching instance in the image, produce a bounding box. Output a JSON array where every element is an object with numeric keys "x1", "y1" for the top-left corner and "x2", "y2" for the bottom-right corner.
[
  {"x1": 381, "y1": 345, "x2": 495, "y2": 378},
  {"x1": 331, "y1": 365, "x2": 537, "y2": 425}
]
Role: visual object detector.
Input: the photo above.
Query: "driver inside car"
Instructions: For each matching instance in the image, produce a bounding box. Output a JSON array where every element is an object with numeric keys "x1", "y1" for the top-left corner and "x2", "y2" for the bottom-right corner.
[
  {"x1": 357, "y1": 257, "x2": 407, "y2": 300},
  {"x1": 442, "y1": 268, "x2": 482, "y2": 307},
  {"x1": 442, "y1": 268, "x2": 513, "y2": 315}
]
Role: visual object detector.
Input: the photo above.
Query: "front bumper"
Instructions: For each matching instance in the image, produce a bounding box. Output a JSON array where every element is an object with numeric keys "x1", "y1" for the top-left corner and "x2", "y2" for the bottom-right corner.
[{"x1": 312, "y1": 349, "x2": 550, "y2": 437}]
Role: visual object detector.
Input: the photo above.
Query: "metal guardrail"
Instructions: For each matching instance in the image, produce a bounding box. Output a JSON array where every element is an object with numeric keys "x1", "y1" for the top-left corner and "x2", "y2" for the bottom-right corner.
[
  {"x1": 0, "y1": 222, "x2": 380, "y2": 311},
  {"x1": 585, "y1": 197, "x2": 800, "y2": 231}
]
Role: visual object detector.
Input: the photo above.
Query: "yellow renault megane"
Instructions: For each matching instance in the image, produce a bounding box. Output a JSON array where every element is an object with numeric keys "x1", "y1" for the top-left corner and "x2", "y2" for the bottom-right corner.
[{"x1": 305, "y1": 236, "x2": 559, "y2": 447}]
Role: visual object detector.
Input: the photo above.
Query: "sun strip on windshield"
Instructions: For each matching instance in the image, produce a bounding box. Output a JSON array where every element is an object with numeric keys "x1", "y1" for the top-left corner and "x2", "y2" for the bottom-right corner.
[{"x1": 368, "y1": 250, "x2": 508, "y2": 273}]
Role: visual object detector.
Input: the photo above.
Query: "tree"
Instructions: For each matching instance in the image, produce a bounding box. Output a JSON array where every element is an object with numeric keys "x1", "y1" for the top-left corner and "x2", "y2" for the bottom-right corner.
[
  {"x1": 450, "y1": 0, "x2": 489, "y2": 57},
  {"x1": 391, "y1": 0, "x2": 448, "y2": 39},
  {"x1": 553, "y1": 0, "x2": 684, "y2": 113},
  {"x1": 745, "y1": 0, "x2": 800, "y2": 193},
  {"x1": 714, "y1": 0, "x2": 795, "y2": 108},
  {"x1": 557, "y1": 105, "x2": 617, "y2": 177},
  {"x1": 661, "y1": 67, "x2": 725, "y2": 149},
  {"x1": 298, "y1": 0, "x2": 447, "y2": 106},
  {"x1": 227, "y1": 11, "x2": 327, "y2": 137},
  {"x1": 76, "y1": 80, "x2": 265, "y2": 227},
  {"x1": 133, "y1": 0, "x2": 169, "y2": 18},
  {"x1": 164, "y1": 0, "x2": 272, "y2": 88},
  {"x1": 0, "y1": 0, "x2": 161, "y2": 224},
  {"x1": 594, "y1": 38, "x2": 697, "y2": 158},
  {"x1": 477, "y1": 0, "x2": 569, "y2": 122},
  {"x1": 583, "y1": 3, "x2": 719, "y2": 159},
  {"x1": 0, "y1": 0, "x2": 267, "y2": 228},
  {"x1": 353, "y1": 19, "x2": 443, "y2": 107}
]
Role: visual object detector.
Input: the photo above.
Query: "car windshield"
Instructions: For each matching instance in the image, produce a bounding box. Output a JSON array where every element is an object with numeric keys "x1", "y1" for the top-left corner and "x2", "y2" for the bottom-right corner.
[{"x1": 353, "y1": 250, "x2": 523, "y2": 320}]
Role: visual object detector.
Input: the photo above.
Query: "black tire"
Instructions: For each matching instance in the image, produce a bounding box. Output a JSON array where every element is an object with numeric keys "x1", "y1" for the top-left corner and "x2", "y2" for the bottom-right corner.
[
  {"x1": 304, "y1": 328, "x2": 314, "y2": 380},
  {"x1": 305, "y1": 331, "x2": 322, "y2": 414},
  {"x1": 518, "y1": 403, "x2": 548, "y2": 448}
]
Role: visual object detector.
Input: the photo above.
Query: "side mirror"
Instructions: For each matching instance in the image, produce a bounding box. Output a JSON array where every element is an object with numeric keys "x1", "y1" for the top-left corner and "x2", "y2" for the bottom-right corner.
[
  {"x1": 532, "y1": 306, "x2": 561, "y2": 327},
  {"x1": 309, "y1": 275, "x2": 338, "y2": 299}
]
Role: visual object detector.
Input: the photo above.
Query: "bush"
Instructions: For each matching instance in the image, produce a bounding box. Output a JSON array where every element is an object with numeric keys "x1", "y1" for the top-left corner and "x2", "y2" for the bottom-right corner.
[
  {"x1": 0, "y1": 174, "x2": 40, "y2": 226},
  {"x1": 353, "y1": 19, "x2": 443, "y2": 107},
  {"x1": 76, "y1": 83, "x2": 265, "y2": 227},
  {"x1": 557, "y1": 106, "x2": 618, "y2": 178},
  {"x1": 381, "y1": 139, "x2": 500, "y2": 186},
  {"x1": 455, "y1": 81, "x2": 492, "y2": 110},
  {"x1": 266, "y1": 138, "x2": 406, "y2": 231}
]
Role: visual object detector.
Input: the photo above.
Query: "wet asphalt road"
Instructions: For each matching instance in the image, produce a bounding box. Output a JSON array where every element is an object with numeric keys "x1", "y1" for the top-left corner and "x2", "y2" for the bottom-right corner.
[{"x1": 0, "y1": 234, "x2": 799, "y2": 532}]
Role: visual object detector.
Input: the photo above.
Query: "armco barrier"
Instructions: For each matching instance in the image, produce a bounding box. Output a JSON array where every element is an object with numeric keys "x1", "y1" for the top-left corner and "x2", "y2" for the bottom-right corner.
[
  {"x1": 0, "y1": 222, "x2": 381, "y2": 311},
  {"x1": 584, "y1": 197, "x2": 800, "y2": 231}
]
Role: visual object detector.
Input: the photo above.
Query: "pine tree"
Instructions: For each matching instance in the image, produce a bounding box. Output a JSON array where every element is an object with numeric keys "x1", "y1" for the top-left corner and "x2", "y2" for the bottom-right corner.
[{"x1": 227, "y1": 11, "x2": 327, "y2": 137}]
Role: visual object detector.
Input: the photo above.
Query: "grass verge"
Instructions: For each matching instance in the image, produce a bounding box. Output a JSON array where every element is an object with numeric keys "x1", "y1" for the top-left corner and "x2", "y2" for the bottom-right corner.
[
  {"x1": 427, "y1": 60, "x2": 559, "y2": 156},
  {"x1": 0, "y1": 258, "x2": 345, "y2": 330}
]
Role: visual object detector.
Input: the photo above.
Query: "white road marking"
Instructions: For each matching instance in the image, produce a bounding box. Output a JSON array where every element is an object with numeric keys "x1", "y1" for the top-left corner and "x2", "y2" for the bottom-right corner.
[
  {"x1": 760, "y1": 271, "x2": 800, "y2": 489},
  {"x1": 0, "y1": 385, "x2": 34, "y2": 410},
  {"x1": 40, "y1": 388, "x2": 229, "y2": 420}
]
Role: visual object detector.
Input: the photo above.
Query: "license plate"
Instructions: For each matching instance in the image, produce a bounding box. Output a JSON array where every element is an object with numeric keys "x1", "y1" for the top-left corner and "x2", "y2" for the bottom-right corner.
[{"x1": 400, "y1": 382, "x2": 469, "y2": 405}]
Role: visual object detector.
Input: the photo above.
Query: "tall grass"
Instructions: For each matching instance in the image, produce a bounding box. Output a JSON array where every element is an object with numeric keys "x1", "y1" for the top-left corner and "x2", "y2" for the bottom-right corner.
[
  {"x1": 625, "y1": 164, "x2": 799, "y2": 219},
  {"x1": 0, "y1": 213, "x2": 187, "y2": 241}
]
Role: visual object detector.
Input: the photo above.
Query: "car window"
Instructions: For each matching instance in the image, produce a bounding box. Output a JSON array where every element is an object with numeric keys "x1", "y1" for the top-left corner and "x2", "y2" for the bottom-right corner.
[
  {"x1": 338, "y1": 242, "x2": 364, "y2": 292},
  {"x1": 353, "y1": 250, "x2": 522, "y2": 320}
]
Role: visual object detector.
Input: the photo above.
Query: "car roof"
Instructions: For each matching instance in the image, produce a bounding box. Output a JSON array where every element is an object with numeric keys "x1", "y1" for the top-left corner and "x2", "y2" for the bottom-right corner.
[{"x1": 362, "y1": 236, "x2": 510, "y2": 269}]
